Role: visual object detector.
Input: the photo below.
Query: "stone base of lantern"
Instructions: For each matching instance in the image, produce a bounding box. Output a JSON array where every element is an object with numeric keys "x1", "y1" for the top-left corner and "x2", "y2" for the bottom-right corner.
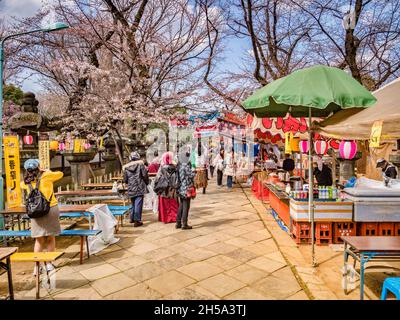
[{"x1": 64, "y1": 151, "x2": 96, "y2": 185}]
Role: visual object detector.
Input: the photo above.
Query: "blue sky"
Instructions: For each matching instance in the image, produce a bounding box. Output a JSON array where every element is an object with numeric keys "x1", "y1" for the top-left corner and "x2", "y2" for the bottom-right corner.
[{"x1": 0, "y1": 0, "x2": 249, "y2": 94}]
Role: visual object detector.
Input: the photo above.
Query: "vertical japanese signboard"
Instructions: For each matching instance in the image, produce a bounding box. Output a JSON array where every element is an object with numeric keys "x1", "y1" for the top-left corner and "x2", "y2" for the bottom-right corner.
[
  {"x1": 4, "y1": 136, "x2": 22, "y2": 208},
  {"x1": 370, "y1": 120, "x2": 383, "y2": 148},
  {"x1": 285, "y1": 132, "x2": 293, "y2": 154},
  {"x1": 39, "y1": 134, "x2": 50, "y2": 170}
]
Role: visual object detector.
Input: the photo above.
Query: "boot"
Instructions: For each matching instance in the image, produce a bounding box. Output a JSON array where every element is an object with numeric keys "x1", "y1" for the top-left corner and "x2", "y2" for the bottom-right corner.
[
  {"x1": 182, "y1": 225, "x2": 192, "y2": 230},
  {"x1": 134, "y1": 221, "x2": 143, "y2": 227},
  {"x1": 175, "y1": 223, "x2": 182, "y2": 229}
]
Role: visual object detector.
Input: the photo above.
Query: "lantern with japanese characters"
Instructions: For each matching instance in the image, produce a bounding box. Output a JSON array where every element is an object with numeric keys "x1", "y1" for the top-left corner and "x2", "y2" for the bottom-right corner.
[
  {"x1": 23, "y1": 133, "x2": 33, "y2": 145},
  {"x1": 299, "y1": 140, "x2": 309, "y2": 153},
  {"x1": 314, "y1": 139, "x2": 328, "y2": 155},
  {"x1": 58, "y1": 142, "x2": 66, "y2": 151},
  {"x1": 339, "y1": 140, "x2": 357, "y2": 160},
  {"x1": 290, "y1": 137, "x2": 300, "y2": 152},
  {"x1": 49, "y1": 140, "x2": 59, "y2": 151}
]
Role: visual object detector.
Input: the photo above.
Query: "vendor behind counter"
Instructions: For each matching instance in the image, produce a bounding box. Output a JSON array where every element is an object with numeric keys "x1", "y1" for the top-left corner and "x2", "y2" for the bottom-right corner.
[{"x1": 313, "y1": 156, "x2": 332, "y2": 186}]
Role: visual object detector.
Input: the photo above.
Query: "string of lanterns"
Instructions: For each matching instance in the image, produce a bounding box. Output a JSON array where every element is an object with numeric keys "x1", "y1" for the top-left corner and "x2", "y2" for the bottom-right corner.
[{"x1": 297, "y1": 138, "x2": 357, "y2": 160}]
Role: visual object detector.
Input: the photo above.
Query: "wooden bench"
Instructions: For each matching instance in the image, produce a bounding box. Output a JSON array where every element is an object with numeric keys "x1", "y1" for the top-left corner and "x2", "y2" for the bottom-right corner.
[
  {"x1": 11, "y1": 251, "x2": 64, "y2": 299},
  {"x1": 0, "y1": 229, "x2": 101, "y2": 264}
]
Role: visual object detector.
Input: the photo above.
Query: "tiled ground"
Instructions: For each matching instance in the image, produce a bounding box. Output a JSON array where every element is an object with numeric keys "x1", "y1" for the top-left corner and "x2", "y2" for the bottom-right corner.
[{"x1": 1, "y1": 179, "x2": 309, "y2": 300}]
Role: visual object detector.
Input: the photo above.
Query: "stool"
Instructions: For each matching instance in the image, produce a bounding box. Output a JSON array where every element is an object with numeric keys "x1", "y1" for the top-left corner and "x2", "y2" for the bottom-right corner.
[{"x1": 380, "y1": 277, "x2": 400, "y2": 300}]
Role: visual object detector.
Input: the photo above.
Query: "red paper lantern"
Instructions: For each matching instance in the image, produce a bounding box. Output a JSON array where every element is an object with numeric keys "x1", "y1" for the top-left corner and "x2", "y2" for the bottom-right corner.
[
  {"x1": 299, "y1": 140, "x2": 309, "y2": 153},
  {"x1": 23, "y1": 134, "x2": 33, "y2": 145},
  {"x1": 314, "y1": 140, "x2": 328, "y2": 155},
  {"x1": 339, "y1": 140, "x2": 357, "y2": 159}
]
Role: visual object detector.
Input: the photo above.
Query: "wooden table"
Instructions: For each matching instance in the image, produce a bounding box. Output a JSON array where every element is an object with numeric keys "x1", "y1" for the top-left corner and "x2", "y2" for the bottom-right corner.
[
  {"x1": 80, "y1": 183, "x2": 114, "y2": 189},
  {"x1": 0, "y1": 247, "x2": 18, "y2": 300},
  {"x1": 111, "y1": 172, "x2": 156, "y2": 181},
  {"x1": 342, "y1": 236, "x2": 400, "y2": 300},
  {"x1": 56, "y1": 190, "x2": 120, "y2": 197},
  {"x1": 0, "y1": 205, "x2": 96, "y2": 234}
]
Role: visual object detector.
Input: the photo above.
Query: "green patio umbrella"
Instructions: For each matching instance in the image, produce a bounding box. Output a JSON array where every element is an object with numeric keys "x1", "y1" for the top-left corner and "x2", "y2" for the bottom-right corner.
[{"x1": 243, "y1": 65, "x2": 376, "y2": 266}]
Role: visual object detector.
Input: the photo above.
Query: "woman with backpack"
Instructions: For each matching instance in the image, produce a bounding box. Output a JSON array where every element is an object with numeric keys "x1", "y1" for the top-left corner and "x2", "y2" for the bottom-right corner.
[
  {"x1": 154, "y1": 151, "x2": 179, "y2": 223},
  {"x1": 176, "y1": 151, "x2": 196, "y2": 229},
  {"x1": 20, "y1": 159, "x2": 63, "y2": 273}
]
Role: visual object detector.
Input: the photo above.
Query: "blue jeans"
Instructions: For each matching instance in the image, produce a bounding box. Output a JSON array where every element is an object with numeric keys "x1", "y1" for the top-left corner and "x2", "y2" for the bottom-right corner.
[
  {"x1": 227, "y1": 176, "x2": 233, "y2": 188},
  {"x1": 130, "y1": 196, "x2": 144, "y2": 222}
]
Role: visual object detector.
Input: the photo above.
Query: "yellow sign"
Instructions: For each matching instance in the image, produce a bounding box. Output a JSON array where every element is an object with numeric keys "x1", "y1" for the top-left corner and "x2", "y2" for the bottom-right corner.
[
  {"x1": 285, "y1": 132, "x2": 293, "y2": 154},
  {"x1": 4, "y1": 136, "x2": 22, "y2": 208},
  {"x1": 370, "y1": 120, "x2": 383, "y2": 148},
  {"x1": 39, "y1": 140, "x2": 50, "y2": 170},
  {"x1": 73, "y1": 139, "x2": 86, "y2": 153}
]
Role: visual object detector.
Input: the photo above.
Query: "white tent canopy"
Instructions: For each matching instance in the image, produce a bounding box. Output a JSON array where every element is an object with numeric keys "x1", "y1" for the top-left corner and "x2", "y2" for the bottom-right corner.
[{"x1": 315, "y1": 77, "x2": 400, "y2": 141}]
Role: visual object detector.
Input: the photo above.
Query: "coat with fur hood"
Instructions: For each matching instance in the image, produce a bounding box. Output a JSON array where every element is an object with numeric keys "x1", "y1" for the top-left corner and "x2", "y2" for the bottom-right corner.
[{"x1": 123, "y1": 160, "x2": 149, "y2": 197}]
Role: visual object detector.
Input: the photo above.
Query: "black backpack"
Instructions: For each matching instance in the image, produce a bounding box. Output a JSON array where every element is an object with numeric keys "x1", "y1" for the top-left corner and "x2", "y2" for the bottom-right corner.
[{"x1": 26, "y1": 176, "x2": 53, "y2": 219}]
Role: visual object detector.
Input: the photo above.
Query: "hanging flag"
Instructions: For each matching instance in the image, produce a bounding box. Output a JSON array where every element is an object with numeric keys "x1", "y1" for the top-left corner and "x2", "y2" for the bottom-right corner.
[
  {"x1": 39, "y1": 135, "x2": 51, "y2": 170},
  {"x1": 370, "y1": 120, "x2": 383, "y2": 148},
  {"x1": 4, "y1": 136, "x2": 22, "y2": 208}
]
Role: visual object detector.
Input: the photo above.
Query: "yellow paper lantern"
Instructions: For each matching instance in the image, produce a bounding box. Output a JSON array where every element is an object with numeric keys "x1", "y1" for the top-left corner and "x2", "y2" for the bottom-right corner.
[
  {"x1": 49, "y1": 140, "x2": 59, "y2": 151},
  {"x1": 290, "y1": 136, "x2": 300, "y2": 152}
]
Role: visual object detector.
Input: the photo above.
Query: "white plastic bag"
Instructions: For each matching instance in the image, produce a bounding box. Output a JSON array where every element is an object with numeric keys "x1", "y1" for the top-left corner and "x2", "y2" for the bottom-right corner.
[{"x1": 87, "y1": 204, "x2": 120, "y2": 255}]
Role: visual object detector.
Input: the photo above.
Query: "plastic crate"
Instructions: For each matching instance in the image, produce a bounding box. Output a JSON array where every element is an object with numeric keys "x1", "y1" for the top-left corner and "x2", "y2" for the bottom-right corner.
[
  {"x1": 333, "y1": 222, "x2": 356, "y2": 244},
  {"x1": 378, "y1": 222, "x2": 395, "y2": 236},
  {"x1": 359, "y1": 222, "x2": 379, "y2": 236},
  {"x1": 291, "y1": 220, "x2": 311, "y2": 244},
  {"x1": 315, "y1": 222, "x2": 332, "y2": 245}
]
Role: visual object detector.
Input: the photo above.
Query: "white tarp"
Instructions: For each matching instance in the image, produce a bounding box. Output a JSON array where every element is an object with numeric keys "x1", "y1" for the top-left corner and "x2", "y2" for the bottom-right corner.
[{"x1": 87, "y1": 204, "x2": 120, "y2": 254}]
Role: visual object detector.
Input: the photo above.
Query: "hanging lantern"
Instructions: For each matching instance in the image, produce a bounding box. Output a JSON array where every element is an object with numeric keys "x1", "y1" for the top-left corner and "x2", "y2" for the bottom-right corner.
[
  {"x1": 290, "y1": 137, "x2": 300, "y2": 152},
  {"x1": 49, "y1": 140, "x2": 59, "y2": 151},
  {"x1": 23, "y1": 133, "x2": 33, "y2": 145},
  {"x1": 314, "y1": 140, "x2": 328, "y2": 155},
  {"x1": 83, "y1": 142, "x2": 91, "y2": 150},
  {"x1": 339, "y1": 140, "x2": 357, "y2": 160},
  {"x1": 299, "y1": 140, "x2": 309, "y2": 153},
  {"x1": 58, "y1": 142, "x2": 66, "y2": 151}
]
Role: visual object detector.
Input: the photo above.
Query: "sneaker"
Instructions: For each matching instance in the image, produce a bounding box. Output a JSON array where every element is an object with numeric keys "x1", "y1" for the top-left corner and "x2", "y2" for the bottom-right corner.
[
  {"x1": 134, "y1": 221, "x2": 143, "y2": 227},
  {"x1": 182, "y1": 225, "x2": 193, "y2": 230},
  {"x1": 45, "y1": 262, "x2": 56, "y2": 272}
]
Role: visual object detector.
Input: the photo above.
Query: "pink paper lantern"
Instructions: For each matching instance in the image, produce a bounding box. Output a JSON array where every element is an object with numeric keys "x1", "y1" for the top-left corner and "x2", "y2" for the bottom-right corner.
[
  {"x1": 299, "y1": 140, "x2": 309, "y2": 153},
  {"x1": 84, "y1": 142, "x2": 91, "y2": 150},
  {"x1": 314, "y1": 140, "x2": 328, "y2": 155},
  {"x1": 339, "y1": 140, "x2": 357, "y2": 159},
  {"x1": 58, "y1": 142, "x2": 66, "y2": 151}
]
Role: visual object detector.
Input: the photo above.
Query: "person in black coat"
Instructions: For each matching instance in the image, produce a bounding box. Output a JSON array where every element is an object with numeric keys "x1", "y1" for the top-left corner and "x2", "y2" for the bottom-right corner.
[{"x1": 123, "y1": 152, "x2": 149, "y2": 227}]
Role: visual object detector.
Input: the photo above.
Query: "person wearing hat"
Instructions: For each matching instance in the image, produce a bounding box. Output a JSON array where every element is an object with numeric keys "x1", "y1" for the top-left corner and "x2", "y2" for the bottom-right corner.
[
  {"x1": 376, "y1": 158, "x2": 398, "y2": 185},
  {"x1": 123, "y1": 151, "x2": 149, "y2": 227},
  {"x1": 20, "y1": 159, "x2": 63, "y2": 274}
]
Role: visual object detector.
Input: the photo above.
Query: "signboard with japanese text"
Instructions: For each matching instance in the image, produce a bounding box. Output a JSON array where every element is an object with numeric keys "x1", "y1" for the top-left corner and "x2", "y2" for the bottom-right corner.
[
  {"x1": 73, "y1": 139, "x2": 86, "y2": 153},
  {"x1": 370, "y1": 120, "x2": 383, "y2": 148},
  {"x1": 285, "y1": 132, "x2": 293, "y2": 154},
  {"x1": 4, "y1": 136, "x2": 22, "y2": 208},
  {"x1": 38, "y1": 139, "x2": 50, "y2": 170}
]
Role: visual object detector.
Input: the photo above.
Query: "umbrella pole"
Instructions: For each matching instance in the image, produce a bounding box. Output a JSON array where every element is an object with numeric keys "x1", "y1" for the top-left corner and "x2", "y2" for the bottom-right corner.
[{"x1": 308, "y1": 108, "x2": 317, "y2": 267}]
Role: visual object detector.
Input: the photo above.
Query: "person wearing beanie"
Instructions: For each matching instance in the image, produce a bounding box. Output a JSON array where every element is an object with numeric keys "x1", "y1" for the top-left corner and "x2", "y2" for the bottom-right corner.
[
  {"x1": 123, "y1": 152, "x2": 149, "y2": 226},
  {"x1": 20, "y1": 159, "x2": 63, "y2": 274}
]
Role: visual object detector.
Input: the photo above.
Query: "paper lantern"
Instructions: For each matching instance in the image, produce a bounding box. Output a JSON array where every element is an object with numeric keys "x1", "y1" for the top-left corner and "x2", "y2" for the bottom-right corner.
[
  {"x1": 339, "y1": 140, "x2": 357, "y2": 159},
  {"x1": 299, "y1": 140, "x2": 309, "y2": 153},
  {"x1": 49, "y1": 140, "x2": 59, "y2": 151},
  {"x1": 290, "y1": 137, "x2": 300, "y2": 152},
  {"x1": 23, "y1": 134, "x2": 33, "y2": 145},
  {"x1": 58, "y1": 142, "x2": 66, "y2": 151},
  {"x1": 83, "y1": 142, "x2": 91, "y2": 150},
  {"x1": 314, "y1": 140, "x2": 328, "y2": 155}
]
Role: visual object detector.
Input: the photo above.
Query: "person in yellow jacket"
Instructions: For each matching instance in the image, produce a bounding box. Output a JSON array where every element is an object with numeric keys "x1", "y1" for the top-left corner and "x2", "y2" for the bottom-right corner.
[{"x1": 20, "y1": 159, "x2": 63, "y2": 273}]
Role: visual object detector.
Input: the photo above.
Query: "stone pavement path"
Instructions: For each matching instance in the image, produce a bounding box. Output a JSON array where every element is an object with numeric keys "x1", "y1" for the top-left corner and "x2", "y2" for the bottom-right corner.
[{"x1": 10, "y1": 180, "x2": 310, "y2": 300}]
